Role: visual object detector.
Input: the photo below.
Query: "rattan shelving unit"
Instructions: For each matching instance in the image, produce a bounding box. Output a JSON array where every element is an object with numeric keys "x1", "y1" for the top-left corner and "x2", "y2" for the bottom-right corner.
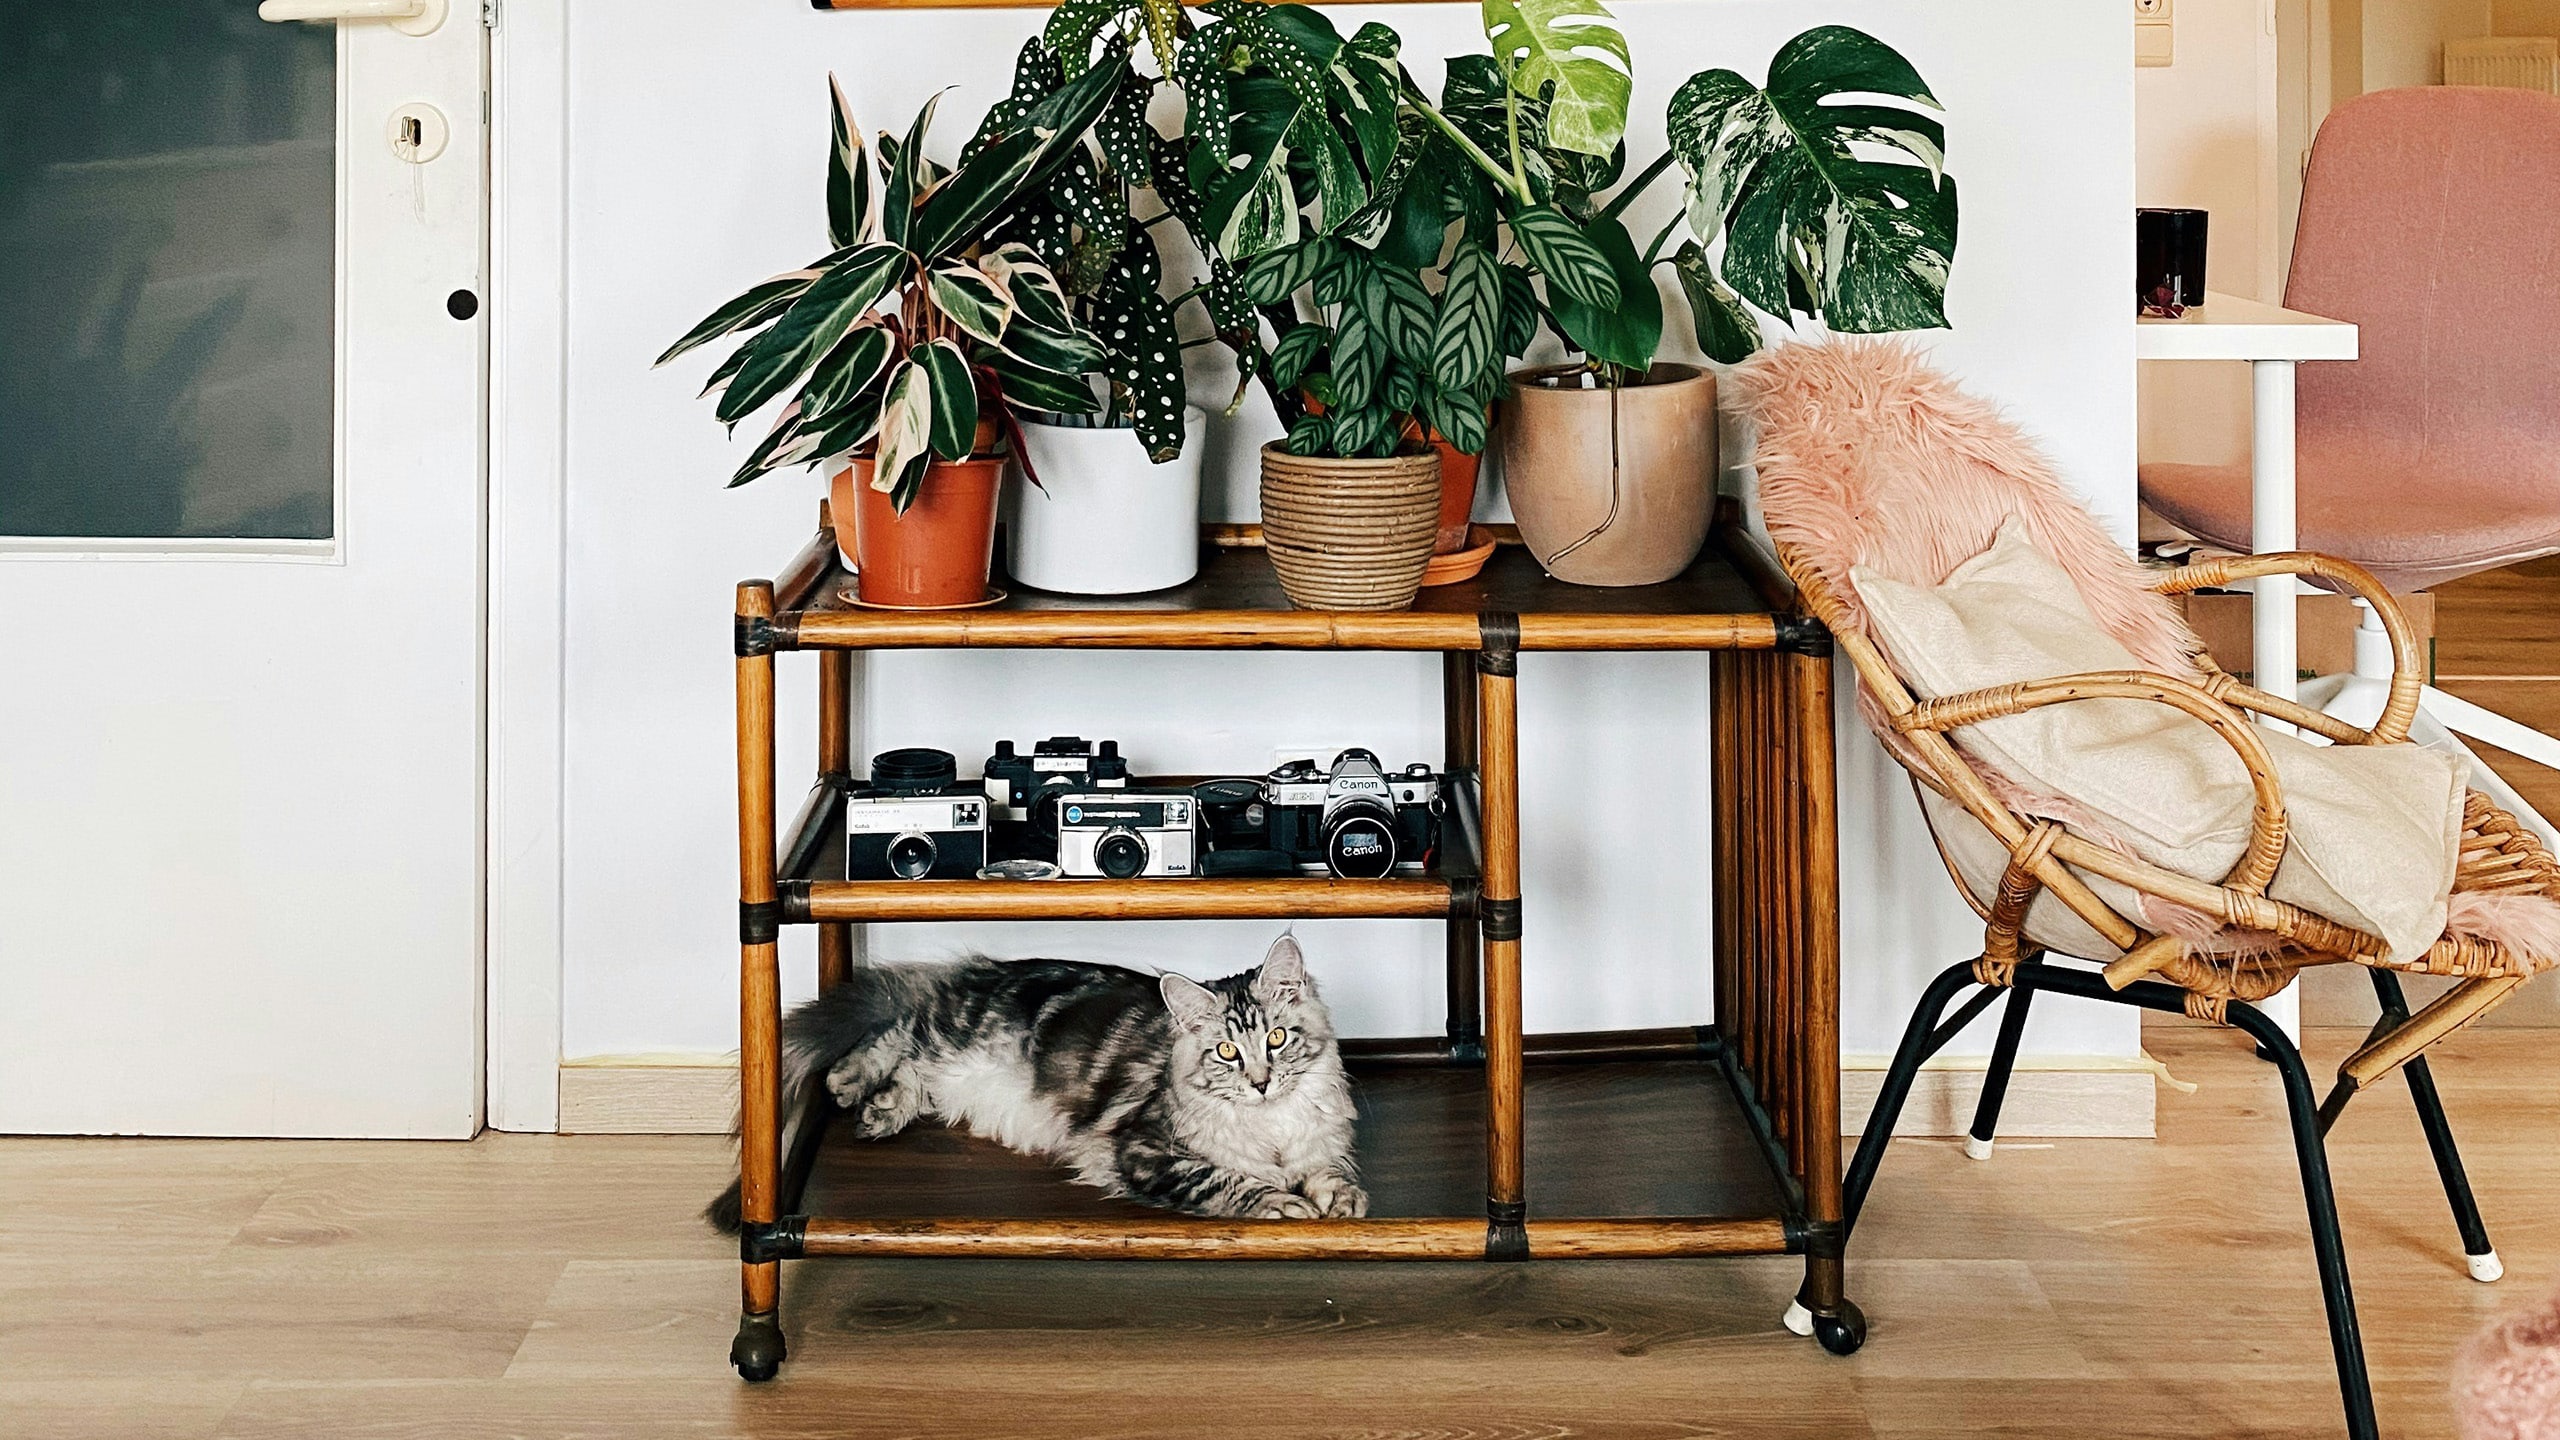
[{"x1": 725, "y1": 506, "x2": 1853, "y2": 1378}]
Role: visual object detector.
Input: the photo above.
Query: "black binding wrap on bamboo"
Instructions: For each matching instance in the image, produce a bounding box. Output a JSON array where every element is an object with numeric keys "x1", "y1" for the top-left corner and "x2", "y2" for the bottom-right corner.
[
  {"x1": 1772, "y1": 615, "x2": 1834, "y2": 657},
  {"x1": 735, "y1": 614, "x2": 778, "y2": 658},
  {"x1": 1479, "y1": 897, "x2": 1523, "y2": 943},
  {"x1": 1486, "y1": 1200, "x2": 1529, "y2": 1261},
  {"x1": 739, "y1": 899, "x2": 782, "y2": 945},
  {"x1": 740, "y1": 1216, "x2": 807, "y2": 1264},
  {"x1": 1476, "y1": 612, "x2": 1520, "y2": 674}
]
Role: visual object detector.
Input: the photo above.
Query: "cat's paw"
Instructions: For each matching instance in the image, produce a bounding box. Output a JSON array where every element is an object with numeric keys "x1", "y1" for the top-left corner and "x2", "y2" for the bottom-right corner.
[
  {"x1": 1304, "y1": 1177, "x2": 1369, "y2": 1219},
  {"x1": 853, "y1": 1079, "x2": 921, "y2": 1139},
  {"x1": 1248, "y1": 1191, "x2": 1323, "y2": 1220}
]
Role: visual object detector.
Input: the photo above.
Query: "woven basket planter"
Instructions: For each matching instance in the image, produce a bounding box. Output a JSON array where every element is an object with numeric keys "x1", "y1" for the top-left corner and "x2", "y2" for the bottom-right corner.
[{"x1": 1258, "y1": 443, "x2": 1443, "y2": 611}]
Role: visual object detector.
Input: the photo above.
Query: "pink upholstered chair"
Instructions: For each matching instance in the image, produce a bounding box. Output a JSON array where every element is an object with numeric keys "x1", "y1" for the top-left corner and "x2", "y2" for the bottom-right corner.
[{"x1": 2142, "y1": 87, "x2": 2560, "y2": 835}]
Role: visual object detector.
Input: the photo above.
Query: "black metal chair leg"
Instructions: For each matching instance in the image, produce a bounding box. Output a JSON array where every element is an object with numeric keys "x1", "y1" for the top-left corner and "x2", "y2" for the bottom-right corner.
[
  {"x1": 1966, "y1": 970, "x2": 2039, "y2": 1161},
  {"x1": 2370, "y1": 972, "x2": 2501, "y2": 1281},
  {"x1": 2228, "y1": 1002, "x2": 2381, "y2": 1440}
]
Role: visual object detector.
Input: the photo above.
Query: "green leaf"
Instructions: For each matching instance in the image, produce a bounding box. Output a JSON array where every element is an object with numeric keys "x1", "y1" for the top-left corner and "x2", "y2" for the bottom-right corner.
[
  {"x1": 1508, "y1": 205, "x2": 1620, "y2": 308},
  {"x1": 1479, "y1": 0, "x2": 1632, "y2": 158},
  {"x1": 880, "y1": 91, "x2": 944, "y2": 249},
  {"x1": 1365, "y1": 264, "x2": 1436, "y2": 372},
  {"x1": 917, "y1": 338, "x2": 980, "y2": 461},
  {"x1": 799, "y1": 387, "x2": 887, "y2": 467},
  {"x1": 1242, "y1": 240, "x2": 1333, "y2": 306},
  {"x1": 1284, "y1": 410, "x2": 1333, "y2": 457},
  {"x1": 873, "y1": 358, "x2": 936, "y2": 512},
  {"x1": 1431, "y1": 239, "x2": 1503, "y2": 397},
  {"x1": 657, "y1": 273, "x2": 815, "y2": 368},
  {"x1": 1672, "y1": 240, "x2": 1761, "y2": 364},
  {"x1": 797, "y1": 323, "x2": 896, "y2": 420},
  {"x1": 989, "y1": 352, "x2": 1101, "y2": 415},
  {"x1": 1496, "y1": 262, "x2": 1541, "y2": 358},
  {"x1": 1543, "y1": 213, "x2": 1660, "y2": 370},
  {"x1": 1331, "y1": 308, "x2": 1382, "y2": 411},
  {"x1": 715, "y1": 243, "x2": 909, "y2": 424},
  {"x1": 1044, "y1": 0, "x2": 1129, "y2": 77},
  {"x1": 826, "y1": 76, "x2": 873, "y2": 249},
  {"x1": 1425, "y1": 387, "x2": 1491, "y2": 454},
  {"x1": 698, "y1": 342, "x2": 752, "y2": 400},
  {"x1": 929, "y1": 263, "x2": 1014, "y2": 345},
  {"x1": 1094, "y1": 72, "x2": 1155, "y2": 186},
  {"x1": 1329, "y1": 22, "x2": 1405, "y2": 183},
  {"x1": 1330, "y1": 404, "x2": 1394, "y2": 457},
  {"x1": 729, "y1": 403, "x2": 810, "y2": 488},
  {"x1": 1090, "y1": 240, "x2": 1191, "y2": 462},
  {"x1": 1267, "y1": 324, "x2": 1327, "y2": 390},
  {"x1": 1171, "y1": 21, "x2": 1236, "y2": 176},
  {"x1": 909, "y1": 58, "x2": 1129, "y2": 261},
  {"x1": 1666, "y1": 26, "x2": 1955, "y2": 333}
]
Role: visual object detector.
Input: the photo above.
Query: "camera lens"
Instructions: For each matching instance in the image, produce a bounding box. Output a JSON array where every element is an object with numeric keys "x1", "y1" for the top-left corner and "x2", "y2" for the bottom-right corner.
[
  {"x1": 1323, "y1": 804, "x2": 1398, "y2": 879},
  {"x1": 1095, "y1": 829, "x2": 1149, "y2": 880},
  {"x1": 870, "y1": 748, "x2": 959, "y2": 796},
  {"x1": 886, "y1": 831, "x2": 939, "y2": 880}
]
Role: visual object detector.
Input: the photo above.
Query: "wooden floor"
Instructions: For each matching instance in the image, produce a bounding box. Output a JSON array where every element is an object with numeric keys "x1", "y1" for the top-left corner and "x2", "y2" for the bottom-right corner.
[
  {"x1": 2435, "y1": 554, "x2": 2560, "y2": 822},
  {"x1": 7, "y1": 1022, "x2": 2555, "y2": 1439}
]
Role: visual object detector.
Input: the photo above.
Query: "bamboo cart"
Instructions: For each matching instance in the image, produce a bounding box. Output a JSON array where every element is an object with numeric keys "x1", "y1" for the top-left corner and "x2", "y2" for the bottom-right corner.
[{"x1": 727, "y1": 506, "x2": 1853, "y2": 1378}]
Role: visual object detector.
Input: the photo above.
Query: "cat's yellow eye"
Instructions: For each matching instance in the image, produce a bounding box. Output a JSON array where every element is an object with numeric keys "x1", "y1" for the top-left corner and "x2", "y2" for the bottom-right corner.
[
  {"x1": 1216, "y1": 1041, "x2": 1239, "y2": 1062},
  {"x1": 1267, "y1": 1027, "x2": 1288, "y2": 1048}
]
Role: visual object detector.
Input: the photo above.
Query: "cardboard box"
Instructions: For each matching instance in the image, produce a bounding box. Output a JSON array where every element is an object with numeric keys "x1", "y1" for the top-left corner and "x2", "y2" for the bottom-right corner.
[{"x1": 2171, "y1": 589, "x2": 2435, "y2": 685}]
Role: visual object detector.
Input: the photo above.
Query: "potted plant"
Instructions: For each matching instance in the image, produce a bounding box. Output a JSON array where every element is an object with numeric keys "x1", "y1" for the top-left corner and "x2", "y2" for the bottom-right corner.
[
  {"x1": 1168, "y1": 3, "x2": 1544, "y2": 609},
  {"x1": 656, "y1": 63, "x2": 1128, "y2": 607},
  {"x1": 959, "y1": 33, "x2": 1219, "y2": 596},
  {"x1": 1408, "y1": 5, "x2": 1960, "y2": 585}
]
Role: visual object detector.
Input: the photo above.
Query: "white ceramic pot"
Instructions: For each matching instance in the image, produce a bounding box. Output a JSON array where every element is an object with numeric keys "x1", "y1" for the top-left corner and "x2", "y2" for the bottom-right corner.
[{"x1": 1007, "y1": 407, "x2": 1206, "y2": 595}]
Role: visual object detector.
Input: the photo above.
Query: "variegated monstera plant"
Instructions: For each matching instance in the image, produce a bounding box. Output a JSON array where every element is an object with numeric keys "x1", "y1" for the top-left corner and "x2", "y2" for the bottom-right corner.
[{"x1": 658, "y1": 61, "x2": 1129, "y2": 509}]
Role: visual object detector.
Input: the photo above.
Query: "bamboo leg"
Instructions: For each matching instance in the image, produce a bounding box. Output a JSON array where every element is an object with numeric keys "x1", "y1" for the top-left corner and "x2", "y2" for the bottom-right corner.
[
  {"x1": 1443, "y1": 651, "x2": 1482, "y2": 1055},
  {"x1": 816, "y1": 647, "x2": 853, "y2": 994},
  {"x1": 1477, "y1": 639, "x2": 1524, "y2": 1260},
  {"x1": 1791, "y1": 648, "x2": 1850, "y2": 1343},
  {"x1": 732, "y1": 581, "x2": 787, "y2": 1382}
]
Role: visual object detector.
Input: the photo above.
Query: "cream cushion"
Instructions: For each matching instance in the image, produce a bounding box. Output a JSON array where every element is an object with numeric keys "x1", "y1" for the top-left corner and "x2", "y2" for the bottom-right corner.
[{"x1": 1853, "y1": 521, "x2": 2466, "y2": 964}]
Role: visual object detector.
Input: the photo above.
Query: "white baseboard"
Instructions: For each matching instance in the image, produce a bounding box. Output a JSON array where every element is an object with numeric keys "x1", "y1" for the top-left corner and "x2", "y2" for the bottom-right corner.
[
  {"x1": 1841, "y1": 1057, "x2": 2157, "y2": 1139},
  {"x1": 556, "y1": 1056, "x2": 2155, "y2": 1139},
  {"x1": 558, "y1": 1057, "x2": 736, "y2": 1134}
]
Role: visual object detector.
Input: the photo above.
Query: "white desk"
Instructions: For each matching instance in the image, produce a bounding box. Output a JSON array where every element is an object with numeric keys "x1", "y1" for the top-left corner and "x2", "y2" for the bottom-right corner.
[
  {"x1": 2137, "y1": 292, "x2": 2358, "y2": 1039},
  {"x1": 2136, "y1": 291, "x2": 2358, "y2": 718}
]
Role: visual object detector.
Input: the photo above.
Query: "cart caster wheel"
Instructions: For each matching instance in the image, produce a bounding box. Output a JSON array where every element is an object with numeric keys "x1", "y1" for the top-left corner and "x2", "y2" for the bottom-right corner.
[
  {"x1": 731, "y1": 1312, "x2": 786, "y2": 1382},
  {"x1": 1812, "y1": 1301, "x2": 1867, "y2": 1356}
]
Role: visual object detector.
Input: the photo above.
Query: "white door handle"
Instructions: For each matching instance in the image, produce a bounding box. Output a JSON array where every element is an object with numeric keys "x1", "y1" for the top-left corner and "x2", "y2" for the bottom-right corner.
[{"x1": 258, "y1": 0, "x2": 447, "y2": 36}]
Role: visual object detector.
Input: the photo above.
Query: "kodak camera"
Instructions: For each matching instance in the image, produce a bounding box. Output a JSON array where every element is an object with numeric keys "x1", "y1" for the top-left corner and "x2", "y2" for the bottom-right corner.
[
  {"x1": 982, "y1": 737, "x2": 1130, "y2": 832},
  {"x1": 844, "y1": 747, "x2": 987, "y2": 880},
  {"x1": 1054, "y1": 789, "x2": 1197, "y2": 879},
  {"x1": 1198, "y1": 749, "x2": 1440, "y2": 879}
]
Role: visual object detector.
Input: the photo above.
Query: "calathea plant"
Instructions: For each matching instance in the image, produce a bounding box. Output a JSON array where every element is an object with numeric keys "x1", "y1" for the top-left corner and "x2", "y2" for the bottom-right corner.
[{"x1": 656, "y1": 61, "x2": 1128, "y2": 509}]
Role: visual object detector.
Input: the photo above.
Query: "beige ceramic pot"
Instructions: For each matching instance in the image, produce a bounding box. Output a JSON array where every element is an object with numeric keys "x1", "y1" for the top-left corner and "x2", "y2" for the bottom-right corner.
[
  {"x1": 1257, "y1": 443, "x2": 1442, "y2": 611},
  {"x1": 1498, "y1": 363, "x2": 1718, "y2": 586}
]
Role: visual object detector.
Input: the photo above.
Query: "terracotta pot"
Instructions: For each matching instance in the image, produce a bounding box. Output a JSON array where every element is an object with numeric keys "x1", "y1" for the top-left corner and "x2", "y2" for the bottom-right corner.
[
  {"x1": 831, "y1": 454, "x2": 1004, "y2": 608},
  {"x1": 1498, "y1": 363, "x2": 1718, "y2": 587},
  {"x1": 1427, "y1": 436, "x2": 1483, "y2": 555},
  {"x1": 1257, "y1": 442, "x2": 1442, "y2": 611}
]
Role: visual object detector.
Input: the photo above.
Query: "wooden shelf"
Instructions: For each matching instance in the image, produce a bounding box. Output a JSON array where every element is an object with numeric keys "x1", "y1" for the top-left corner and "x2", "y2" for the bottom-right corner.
[{"x1": 787, "y1": 1059, "x2": 1795, "y2": 1260}]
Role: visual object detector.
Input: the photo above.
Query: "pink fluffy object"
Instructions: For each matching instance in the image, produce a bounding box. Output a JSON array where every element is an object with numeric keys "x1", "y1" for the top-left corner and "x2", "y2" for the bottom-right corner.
[
  {"x1": 1735, "y1": 336, "x2": 2560, "y2": 969},
  {"x1": 2456, "y1": 1280, "x2": 2560, "y2": 1439}
]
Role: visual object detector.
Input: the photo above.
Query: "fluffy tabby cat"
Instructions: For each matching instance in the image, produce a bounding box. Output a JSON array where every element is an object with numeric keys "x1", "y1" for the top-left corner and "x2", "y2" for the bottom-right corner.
[{"x1": 707, "y1": 935, "x2": 1364, "y2": 1227}]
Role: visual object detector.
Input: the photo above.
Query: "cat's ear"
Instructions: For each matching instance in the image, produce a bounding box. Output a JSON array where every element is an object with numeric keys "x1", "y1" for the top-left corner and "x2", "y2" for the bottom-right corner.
[
  {"x1": 1160, "y1": 972, "x2": 1221, "y2": 1029},
  {"x1": 1253, "y1": 934, "x2": 1307, "y2": 1002}
]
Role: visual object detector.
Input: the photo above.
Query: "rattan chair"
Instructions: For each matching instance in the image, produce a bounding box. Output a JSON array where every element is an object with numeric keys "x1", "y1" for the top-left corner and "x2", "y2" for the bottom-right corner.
[{"x1": 1739, "y1": 340, "x2": 2558, "y2": 1440}]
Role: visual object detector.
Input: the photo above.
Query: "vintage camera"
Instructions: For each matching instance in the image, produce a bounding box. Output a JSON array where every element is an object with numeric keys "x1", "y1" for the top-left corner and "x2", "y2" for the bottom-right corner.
[
  {"x1": 1054, "y1": 789, "x2": 1197, "y2": 879},
  {"x1": 1198, "y1": 749, "x2": 1440, "y2": 880},
  {"x1": 843, "y1": 748, "x2": 987, "y2": 881},
  {"x1": 982, "y1": 737, "x2": 1130, "y2": 833}
]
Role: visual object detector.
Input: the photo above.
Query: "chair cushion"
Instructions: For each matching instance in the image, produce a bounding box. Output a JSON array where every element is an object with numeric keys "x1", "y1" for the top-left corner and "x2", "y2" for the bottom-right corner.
[
  {"x1": 2141, "y1": 457, "x2": 2560, "y2": 593},
  {"x1": 1853, "y1": 520, "x2": 2468, "y2": 964}
]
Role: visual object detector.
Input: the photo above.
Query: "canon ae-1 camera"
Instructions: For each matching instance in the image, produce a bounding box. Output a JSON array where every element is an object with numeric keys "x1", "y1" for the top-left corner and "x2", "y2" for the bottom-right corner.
[
  {"x1": 1198, "y1": 749, "x2": 1440, "y2": 880},
  {"x1": 843, "y1": 748, "x2": 986, "y2": 880},
  {"x1": 1054, "y1": 789, "x2": 1197, "y2": 878}
]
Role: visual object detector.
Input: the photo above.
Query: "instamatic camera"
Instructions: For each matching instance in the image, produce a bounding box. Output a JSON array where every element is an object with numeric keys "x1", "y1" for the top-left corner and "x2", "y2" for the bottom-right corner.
[
  {"x1": 1054, "y1": 789, "x2": 1197, "y2": 879},
  {"x1": 982, "y1": 737, "x2": 1130, "y2": 831},
  {"x1": 1198, "y1": 749, "x2": 1440, "y2": 879},
  {"x1": 843, "y1": 748, "x2": 987, "y2": 880}
]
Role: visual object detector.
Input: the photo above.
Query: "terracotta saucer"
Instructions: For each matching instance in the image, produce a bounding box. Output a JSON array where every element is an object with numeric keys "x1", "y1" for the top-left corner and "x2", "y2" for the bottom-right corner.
[
  {"x1": 837, "y1": 584, "x2": 1010, "y2": 611},
  {"x1": 1418, "y1": 527, "x2": 1498, "y2": 587}
]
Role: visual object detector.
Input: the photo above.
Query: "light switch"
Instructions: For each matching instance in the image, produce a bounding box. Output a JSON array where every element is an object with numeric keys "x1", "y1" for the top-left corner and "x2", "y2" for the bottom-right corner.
[
  {"x1": 2134, "y1": 0, "x2": 2171, "y2": 17},
  {"x1": 2136, "y1": 20, "x2": 2175, "y2": 66}
]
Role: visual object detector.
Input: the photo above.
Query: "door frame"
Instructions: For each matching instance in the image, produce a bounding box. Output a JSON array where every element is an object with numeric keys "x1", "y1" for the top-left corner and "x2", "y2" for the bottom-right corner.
[{"x1": 487, "y1": 0, "x2": 571, "y2": 1132}]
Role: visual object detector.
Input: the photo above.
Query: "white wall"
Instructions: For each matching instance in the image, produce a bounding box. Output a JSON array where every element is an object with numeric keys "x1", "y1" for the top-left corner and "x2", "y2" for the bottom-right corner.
[{"x1": 543, "y1": 0, "x2": 2137, "y2": 1068}]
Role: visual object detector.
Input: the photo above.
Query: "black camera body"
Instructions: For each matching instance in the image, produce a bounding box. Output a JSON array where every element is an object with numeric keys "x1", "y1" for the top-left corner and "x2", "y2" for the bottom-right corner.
[
  {"x1": 982, "y1": 737, "x2": 1129, "y2": 826},
  {"x1": 1198, "y1": 749, "x2": 1440, "y2": 879},
  {"x1": 844, "y1": 748, "x2": 987, "y2": 880}
]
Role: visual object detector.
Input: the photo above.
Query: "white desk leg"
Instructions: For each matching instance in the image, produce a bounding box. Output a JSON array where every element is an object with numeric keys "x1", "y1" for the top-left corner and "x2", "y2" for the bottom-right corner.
[{"x1": 2250, "y1": 357, "x2": 2301, "y2": 1040}]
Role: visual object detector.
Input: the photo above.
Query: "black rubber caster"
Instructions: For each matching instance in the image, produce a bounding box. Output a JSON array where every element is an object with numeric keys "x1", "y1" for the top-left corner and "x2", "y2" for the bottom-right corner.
[
  {"x1": 1813, "y1": 1300, "x2": 1868, "y2": 1356},
  {"x1": 731, "y1": 1311, "x2": 787, "y2": 1382}
]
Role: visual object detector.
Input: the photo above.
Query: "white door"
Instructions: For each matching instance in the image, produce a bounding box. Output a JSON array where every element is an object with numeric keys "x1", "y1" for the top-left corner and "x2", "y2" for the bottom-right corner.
[{"x1": 0, "y1": 3, "x2": 486, "y2": 1136}]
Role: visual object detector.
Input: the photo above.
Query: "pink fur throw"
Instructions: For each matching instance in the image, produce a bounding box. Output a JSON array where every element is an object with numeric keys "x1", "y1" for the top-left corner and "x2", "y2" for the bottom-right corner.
[
  {"x1": 1734, "y1": 337, "x2": 2560, "y2": 971},
  {"x1": 2456, "y1": 1279, "x2": 2560, "y2": 1439}
]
